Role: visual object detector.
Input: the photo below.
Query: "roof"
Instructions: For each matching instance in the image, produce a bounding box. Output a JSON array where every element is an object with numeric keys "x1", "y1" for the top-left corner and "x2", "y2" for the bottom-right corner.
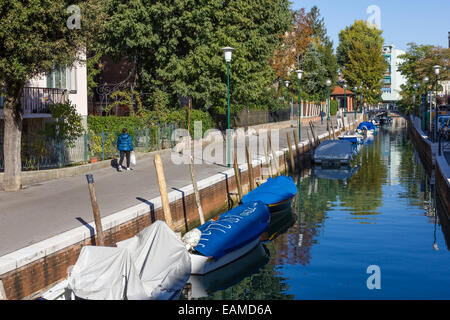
[{"x1": 331, "y1": 86, "x2": 355, "y2": 96}]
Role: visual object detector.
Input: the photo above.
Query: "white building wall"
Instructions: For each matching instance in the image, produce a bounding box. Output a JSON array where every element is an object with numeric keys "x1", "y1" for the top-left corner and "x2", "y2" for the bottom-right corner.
[
  {"x1": 26, "y1": 51, "x2": 88, "y2": 117},
  {"x1": 382, "y1": 44, "x2": 407, "y2": 104}
]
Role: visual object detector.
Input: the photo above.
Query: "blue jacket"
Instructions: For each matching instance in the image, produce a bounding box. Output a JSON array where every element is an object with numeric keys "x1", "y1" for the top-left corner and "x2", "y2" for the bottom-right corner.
[{"x1": 117, "y1": 133, "x2": 133, "y2": 151}]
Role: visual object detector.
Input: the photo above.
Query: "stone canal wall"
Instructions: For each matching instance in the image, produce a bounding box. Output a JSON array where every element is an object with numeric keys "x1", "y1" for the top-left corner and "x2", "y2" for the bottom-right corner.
[
  {"x1": 0, "y1": 120, "x2": 353, "y2": 300},
  {"x1": 408, "y1": 115, "x2": 450, "y2": 217}
]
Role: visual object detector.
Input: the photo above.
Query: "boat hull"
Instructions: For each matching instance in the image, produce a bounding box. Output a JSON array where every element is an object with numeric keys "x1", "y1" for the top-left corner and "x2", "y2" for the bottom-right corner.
[
  {"x1": 268, "y1": 197, "x2": 293, "y2": 213},
  {"x1": 190, "y1": 237, "x2": 260, "y2": 275}
]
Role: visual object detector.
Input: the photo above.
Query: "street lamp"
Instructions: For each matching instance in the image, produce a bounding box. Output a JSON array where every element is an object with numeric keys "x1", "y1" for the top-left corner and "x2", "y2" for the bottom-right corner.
[
  {"x1": 326, "y1": 79, "x2": 331, "y2": 124},
  {"x1": 222, "y1": 46, "x2": 234, "y2": 167},
  {"x1": 359, "y1": 85, "x2": 363, "y2": 113},
  {"x1": 353, "y1": 86, "x2": 358, "y2": 118},
  {"x1": 423, "y1": 76, "x2": 429, "y2": 131},
  {"x1": 433, "y1": 65, "x2": 441, "y2": 141},
  {"x1": 296, "y1": 70, "x2": 303, "y2": 141},
  {"x1": 343, "y1": 83, "x2": 347, "y2": 118}
]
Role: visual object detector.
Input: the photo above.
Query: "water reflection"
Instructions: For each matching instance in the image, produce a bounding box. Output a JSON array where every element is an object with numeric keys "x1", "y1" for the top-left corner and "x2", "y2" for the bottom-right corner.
[{"x1": 183, "y1": 121, "x2": 450, "y2": 300}]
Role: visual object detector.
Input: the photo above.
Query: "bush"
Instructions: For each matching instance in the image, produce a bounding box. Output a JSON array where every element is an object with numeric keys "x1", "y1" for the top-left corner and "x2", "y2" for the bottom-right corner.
[{"x1": 330, "y1": 100, "x2": 338, "y2": 116}]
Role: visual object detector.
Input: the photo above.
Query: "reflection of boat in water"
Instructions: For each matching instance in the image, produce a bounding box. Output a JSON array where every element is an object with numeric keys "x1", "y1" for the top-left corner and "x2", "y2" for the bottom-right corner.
[
  {"x1": 241, "y1": 176, "x2": 297, "y2": 213},
  {"x1": 313, "y1": 140, "x2": 354, "y2": 166},
  {"x1": 39, "y1": 221, "x2": 191, "y2": 300},
  {"x1": 186, "y1": 243, "x2": 270, "y2": 299},
  {"x1": 189, "y1": 201, "x2": 270, "y2": 275},
  {"x1": 313, "y1": 165, "x2": 360, "y2": 180},
  {"x1": 260, "y1": 207, "x2": 296, "y2": 242}
]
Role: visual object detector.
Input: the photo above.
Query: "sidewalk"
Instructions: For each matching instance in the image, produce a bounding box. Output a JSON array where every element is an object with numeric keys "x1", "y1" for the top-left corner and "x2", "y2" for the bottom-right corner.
[{"x1": 0, "y1": 114, "x2": 356, "y2": 257}]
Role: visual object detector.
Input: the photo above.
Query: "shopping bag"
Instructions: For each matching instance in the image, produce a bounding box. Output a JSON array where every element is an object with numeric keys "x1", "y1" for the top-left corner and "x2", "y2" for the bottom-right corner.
[{"x1": 130, "y1": 151, "x2": 136, "y2": 166}]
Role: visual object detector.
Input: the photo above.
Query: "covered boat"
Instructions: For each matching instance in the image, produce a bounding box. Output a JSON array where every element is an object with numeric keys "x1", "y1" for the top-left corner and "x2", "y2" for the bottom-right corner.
[
  {"x1": 357, "y1": 121, "x2": 377, "y2": 135},
  {"x1": 189, "y1": 201, "x2": 270, "y2": 275},
  {"x1": 313, "y1": 140, "x2": 353, "y2": 166},
  {"x1": 338, "y1": 130, "x2": 363, "y2": 144},
  {"x1": 39, "y1": 221, "x2": 191, "y2": 300},
  {"x1": 241, "y1": 175, "x2": 297, "y2": 212}
]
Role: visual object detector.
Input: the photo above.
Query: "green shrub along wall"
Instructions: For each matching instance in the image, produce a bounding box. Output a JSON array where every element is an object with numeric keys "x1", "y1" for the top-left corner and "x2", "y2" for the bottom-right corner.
[{"x1": 330, "y1": 100, "x2": 338, "y2": 116}]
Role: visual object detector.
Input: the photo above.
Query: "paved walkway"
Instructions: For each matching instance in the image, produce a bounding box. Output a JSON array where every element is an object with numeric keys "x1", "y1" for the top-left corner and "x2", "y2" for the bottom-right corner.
[{"x1": 0, "y1": 114, "x2": 358, "y2": 257}]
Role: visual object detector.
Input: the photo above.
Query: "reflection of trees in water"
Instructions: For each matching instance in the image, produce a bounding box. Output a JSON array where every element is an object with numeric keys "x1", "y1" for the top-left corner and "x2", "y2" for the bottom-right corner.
[
  {"x1": 341, "y1": 134, "x2": 387, "y2": 214},
  {"x1": 269, "y1": 175, "x2": 338, "y2": 267},
  {"x1": 205, "y1": 243, "x2": 294, "y2": 300}
]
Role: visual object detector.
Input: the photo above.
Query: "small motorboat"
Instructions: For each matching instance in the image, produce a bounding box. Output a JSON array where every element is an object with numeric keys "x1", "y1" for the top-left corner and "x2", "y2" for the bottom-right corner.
[
  {"x1": 187, "y1": 201, "x2": 270, "y2": 275},
  {"x1": 357, "y1": 121, "x2": 377, "y2": 136},
  {"x1": 338, "y1": 130, "x2": 364, "y2": 144},
  {"x1": 39, "y1": 221, "x2": 191, "y2": 300},
  {"x1": 313, "y1": 140, "x2": 354, "y2": 166},
  {"x1": 240, "y1": 175, "x2": 297, "y2": 213}
]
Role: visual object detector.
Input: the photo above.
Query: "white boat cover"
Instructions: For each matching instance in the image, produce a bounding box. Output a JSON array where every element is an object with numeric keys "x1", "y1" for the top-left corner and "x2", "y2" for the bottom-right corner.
[
  {"x1": 67, "y1": 221, "x2": 191, "y2": 300},
  {"x1": 313, "y1": 140, "x2": 353, "y2": 161}
]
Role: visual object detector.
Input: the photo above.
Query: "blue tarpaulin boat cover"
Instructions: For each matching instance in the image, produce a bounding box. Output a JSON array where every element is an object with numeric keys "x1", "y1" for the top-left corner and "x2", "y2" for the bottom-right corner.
[
  {"x1": 357, "y1": 122, "x2": 376, "y2": 131},
  {"x1": 241, "y1": 176, "x2": 297, "y2": 206},
  {"x1": 194, "y1": 201, "x2": 270, "y2": 259}
]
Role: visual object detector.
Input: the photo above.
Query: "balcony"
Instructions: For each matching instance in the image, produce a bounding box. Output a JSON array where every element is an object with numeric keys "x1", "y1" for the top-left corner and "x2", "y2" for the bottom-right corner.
[{"x1": 0, "y1": 87, "x2": 67, "y2": 116}]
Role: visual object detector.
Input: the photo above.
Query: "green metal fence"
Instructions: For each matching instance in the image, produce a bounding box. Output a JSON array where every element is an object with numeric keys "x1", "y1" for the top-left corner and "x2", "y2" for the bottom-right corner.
[{"x1": 0, "y1": 124, "x2": 178, "y2": 172}]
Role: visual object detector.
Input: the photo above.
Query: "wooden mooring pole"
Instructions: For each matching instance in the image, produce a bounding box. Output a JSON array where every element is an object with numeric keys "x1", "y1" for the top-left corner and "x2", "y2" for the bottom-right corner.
[
  {"x1": 233, "y1": 152, "x2": 244, "y2": 202},
  {"x1": 245, "y1": 145, "x2": 255, "y2": 191},
  {"x1": 86, "y1": 174, "x2": 105, "y2": 246},
  {"x1": 268, "y1": 133, "x2": 280, "y2": 176},
  {"x1": 263, "y1": 138, "x2": 273, "y2": 178},
  {"x1": 286, "y1": 132, "x2": 295, "y2": 173},
  {"x1": 187, "y1": 99, "x2": 205, "y2": 225},
  {"x1": 154, "y1": 153, "x2": 174, "y2": 230}
]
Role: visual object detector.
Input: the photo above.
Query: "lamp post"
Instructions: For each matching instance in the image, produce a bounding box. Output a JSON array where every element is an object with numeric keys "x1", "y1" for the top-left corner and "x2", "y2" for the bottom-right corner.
[
  {"x1": 423, "y1": 76, "x2": 429, "y2": 131},
  {"x1": 285, "y1": 80, "x2": 290, "y2": 104},
  {"x1": 353, "y1": 86, "x2": 358, "y2": 119},
  {"x1": 296, "y1": 70, "x2": 303, "y2": 141},
  {"x1": 222, "y1": 46, "x2": 234, "y2": 167},
  {"x1": 343, "y1": 83, "x2": 347, "y2": 118},
  {"x1": 326, "y1": 79, "x2": 331, "y2": 125},
  {"x1": 359, "y1": 85, "x2": 363, "y2": 113},
  {"x1": 433, "y1": 65, "x2": 441, "y2": 141}
]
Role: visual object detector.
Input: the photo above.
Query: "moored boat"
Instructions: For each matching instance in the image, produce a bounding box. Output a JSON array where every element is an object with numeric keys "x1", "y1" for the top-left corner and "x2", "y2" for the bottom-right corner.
[
  {"x1": 313, "y1": 140, "x2": 354, "y2": 166},
  {"x1": 39, "y1": 221, "x2": 191, "y2": 300},
  {"x1": 338, "y1": 130, "x2": 364, "y2": 144},
  {"x1": 187, "y1": 201, "x2": 270, "y2": 275},
  {"x1": 241, "y1": 175, "x2": 297, "y2": 213},
  {"x1": 357, "y1": 121, "x2": 377, "y2": 136}
]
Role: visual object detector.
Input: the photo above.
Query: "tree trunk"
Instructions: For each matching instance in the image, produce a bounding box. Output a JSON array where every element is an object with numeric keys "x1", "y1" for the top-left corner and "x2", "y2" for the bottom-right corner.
[{"x1": 3, "y1": 82, "x2": 25, "y2": 191}]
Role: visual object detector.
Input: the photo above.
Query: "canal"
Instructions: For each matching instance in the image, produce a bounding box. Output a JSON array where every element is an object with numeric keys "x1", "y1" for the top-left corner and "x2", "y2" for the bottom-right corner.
[{"x1": 181, "y1": 121, "x2": 450, "y2": 300}]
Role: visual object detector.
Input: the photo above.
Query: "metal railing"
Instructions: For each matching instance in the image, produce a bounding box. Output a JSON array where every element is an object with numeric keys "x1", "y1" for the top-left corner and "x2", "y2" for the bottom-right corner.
[
  {"x1": 0, "y1": 87, "x2": 67, "y2": 114},
  {"x1": 0, "y1": 124, "x2": 178, "y2": 172}
]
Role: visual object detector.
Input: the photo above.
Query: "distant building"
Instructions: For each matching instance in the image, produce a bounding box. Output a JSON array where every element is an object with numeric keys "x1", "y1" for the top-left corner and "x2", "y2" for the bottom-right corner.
[{"x1": 381, "y1": 44, "x2": 407, "y2": 109}]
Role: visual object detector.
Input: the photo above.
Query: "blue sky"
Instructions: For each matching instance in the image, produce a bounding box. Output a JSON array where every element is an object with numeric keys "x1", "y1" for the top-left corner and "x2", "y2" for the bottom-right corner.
[{"x1": 291, "y1": 0, "x2": 450, "y2": 52}]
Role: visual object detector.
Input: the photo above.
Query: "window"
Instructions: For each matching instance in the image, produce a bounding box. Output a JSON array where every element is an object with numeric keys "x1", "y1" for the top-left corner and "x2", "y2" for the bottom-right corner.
[{"x1": 46, "y1": 66, "x2": 77, "y2": 92}]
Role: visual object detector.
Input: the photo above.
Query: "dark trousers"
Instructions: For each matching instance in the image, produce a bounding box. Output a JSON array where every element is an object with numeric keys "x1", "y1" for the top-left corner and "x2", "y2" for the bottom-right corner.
[{"x1": 119, "y1": 151, "x2": 130, "y2": 168}]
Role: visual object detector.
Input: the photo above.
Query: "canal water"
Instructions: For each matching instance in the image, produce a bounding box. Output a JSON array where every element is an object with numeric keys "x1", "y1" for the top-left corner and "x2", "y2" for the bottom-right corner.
[{"x1": 182, "y1": 121, "x2": 450, "y2": 300}]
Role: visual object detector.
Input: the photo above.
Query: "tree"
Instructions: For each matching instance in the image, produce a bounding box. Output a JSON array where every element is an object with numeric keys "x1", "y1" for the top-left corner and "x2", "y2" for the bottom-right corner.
[
  {"x1": 101, "y1": 0, "x2": 293, "y2": 126},
  {"x1": 269, "y1": 8, "x2": 312, "y2": 81},
  {"x1": 336, "y1": 20, "x2": 387, "y2": 105},
  {"x1": 0, "y1": 0, "x2": 95, "y2": 191},
  {"x1": 397, "y1": 43, "x2": 450, "y2": 113},
  {"x1": 298, "y1": 42, "x2": 328, "y2": 102},
  {"x1": 306, "y1": 6, "x2": 338, "y2": 95}
]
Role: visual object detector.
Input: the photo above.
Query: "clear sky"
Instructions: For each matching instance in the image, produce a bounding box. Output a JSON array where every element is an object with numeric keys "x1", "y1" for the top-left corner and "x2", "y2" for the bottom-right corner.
[{"x1": 291, "y1": 0, "x2": 450, "y2": 52}]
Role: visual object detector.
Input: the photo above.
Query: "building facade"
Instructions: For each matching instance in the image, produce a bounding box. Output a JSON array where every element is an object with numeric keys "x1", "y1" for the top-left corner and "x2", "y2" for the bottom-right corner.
[{"x1": 381, "y1": 44, "x2": 407, "y2": 109}]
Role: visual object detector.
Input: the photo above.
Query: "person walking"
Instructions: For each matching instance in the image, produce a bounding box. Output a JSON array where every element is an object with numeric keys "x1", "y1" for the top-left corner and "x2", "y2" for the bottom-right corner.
[{"x1": 117, "y1": 128, "x2": 134, "y2": 171}]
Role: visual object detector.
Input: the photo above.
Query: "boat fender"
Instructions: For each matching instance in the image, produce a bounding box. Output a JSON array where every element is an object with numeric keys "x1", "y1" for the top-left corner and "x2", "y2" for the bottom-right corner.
[{"x1": 182, "y1": 228, "x2": 202, "y2": 251}]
